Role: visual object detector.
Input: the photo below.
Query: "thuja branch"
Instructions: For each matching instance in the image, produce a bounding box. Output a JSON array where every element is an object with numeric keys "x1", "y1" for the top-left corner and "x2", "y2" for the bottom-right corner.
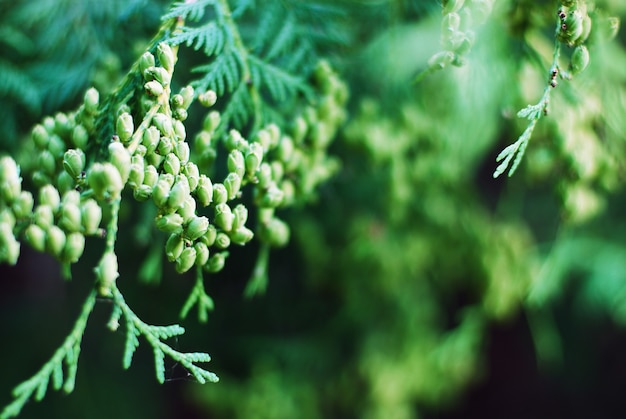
[
  {"x1": 493, "y1": 2, "x2": 592, "y2": 178},
  {"x1": 0, "y1": 291, "x2": 97, "y2": 419},
  {"x1": 166, "y1": 0, "x2": 315, "y2": 135},
  {"x1": 111, "y1": 283, "x2": 218, "y2": 384},
  {"x1": 492, "y1": 68, "x2": 555, "y2": 179},
  {"x1": 91, "y1": 15, "x2": 183, "y2": 160},
  {"x1": 493, "y1": 38, "x2": 563, "y2": 178},
  {"x1": 179, "y1": 266, "x2": 214, "y2": 323},
  {"x1": 215, "y1": 0, "x2": 263, "y2": 133},
  {"x1": 244, "y1": 242, "x2": 270, "y2": 297}
]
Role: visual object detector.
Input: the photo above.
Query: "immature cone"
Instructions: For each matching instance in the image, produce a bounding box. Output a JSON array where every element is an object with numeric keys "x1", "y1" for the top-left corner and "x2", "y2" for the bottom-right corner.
[
  {"x1": 95, "y1": 251, "x2": 119, "y2": 297},
  {"x1": 225, "y1": 130, "x2": 246, "y2": 151},
  {"x1": 144, "y1": 66, "x2": 171, "y2": 87},
  {"x1": 32, "y1": 124, "x2": 49, "y2": 149},
  {"x1": 203, "y1": 111, "x2": 221, "y2": 133},
  {"x1": 180, "y1": 86, "x2": 195, "y2": 109},
  {"x1": 72, "y1": 125, "x2": 89, "y2": 149},
  {"x1": 62, "y1": 189, "x2": 81, "y2": 205},
  {"x1": 214, "y1": 203, "x2": 234, "y2": 232},
  {"x1": 39, "y1": 184, "x2": 61, "y2": 210},
  {"x1": 258, "y1": 217, "x2": 290, "y2": 247},
  {"x1": 62, "y1": 232, "x2": 85, "y2": 263},
  {"x1": 0, "y1": 209, "x2": 15, "y2": 229},
  {"x1": 116, "y1": 112, "x2": 134, "y2": 144},
  {"x1": 176, "y1": 247, "x2": 197, "y2": 273},
  {"x1": 229, "y1": 227, "x2": 254, "y2": 245},
  {"x1": 174, "y1": 120, "x2": 186, "y2": 141},
  {"x1": 34, "y1": 204, "x2": 54, "y2": 230},
  {"x1": 142, "y1": 126, "x2": 160, "y2": 153},
  {"x1": 0, "y1": 223, "x2": 20, "y2": 265},
  {"x1": 259, "y1": 185, "x2": 284, "y2": 208},
  {"x1": 201, "y1": 224, "x2": 217, "y2": 247},
  {"x1": 12, "y1": 191, "x2": 34, "y2": 219},
  {"x1": 257, "y1": 163, "x2": 273, "y2": 189},
  {"x1": 24, "y1": 224, "x2": 46, "y2": 252},
  {"x1": 277, "y1": 137, "x2": 294, "y2": 163},
  {"x1": 570, "y1": 45, "x2": 590, "y2": 74},
  {"x1": 157, "y1": 43, "x2": 176, "y2": 72},
  {"x1": 89, "y1": 162, "x2": 124, "y2": 200},
  {"x1": 224, "y1": 172, "x2": 242, "y2": 200},
  {"x1": 227, "y1": 149, "x2": 245, "y2": 178},
  {"x1": 206, "y1": 251, "x2": 228, "y2": 273},
  {"x1": 145, "y1": 80, "x2": 164, "y2": 97},
  {"x1": 212, "y1": 183, "x2": 228, "y2": 205},
  {"x1": 153, "y1": 113, "x2": 174, "y2": 137},
  {"x1": 175, "y1": 141, "x2": 190, "y2": 164},
  {"x1": 81, "y1": 199, "x2": 102, "y2": 235},
  {"x1": 58, "y1": 202, "x2": 82, "y2": 233},
  {"x1": 128, "y1": 160, "x2": 145, "y2": 189},
  {"x1": 558, "y1": 10, "x2": 584, "y2": 45},
  {"x1": 168, "y1": 177, "x2": 190, "y2": 210},
  {"x1": 185, "y1": 216, "x2": 209, "y2": 241},
  {"x1": 177, "y1": 196, "x2": 196, "y2": 223},
  {"x1": 109, "y1": 141, "x2": 132, "y2": 184},
  {"x1": 158, "y1": 136, "x2": 174, "y2": 156},
  {"x1": 139, "y1": 51, "x2": 156, "y2": 73},
  {"x1": 0, "y1": 156, "x2": 22, "y2": 203},
  {"x1": 143, "y1": 165, "x2": 159, "y2": 188},
  {"x1": 215, "y1": 232, "x2": 230, "y2": 249},
  {"x1": 45, "y1": 225, "x2": 66, "y2": 258},
  {"x1": 38, "y1": 150, "x2": 56, "y2": 176},
  {"x1": 232, "y1": 204, "x2": 248, "y2": 230},
  {"x1": 165, "y1": 233, "x2": 184, "y2": 262},
  {"x1": 164, "y1": 153, "x2": 181, "y2": 175},
  {"x1": 156, "y1": 213, "x2": 184, "y2": 234},
  {"x1": 133, "y1": 184, "x2": 153, "y2": 201},
  {"x1": 152, "y1": 179, "x2": 171, "y2": 208},
  {"x1": 196, "y1": 175, "x2": 213, "y2": 207},
  {"x1": 63, "y1": 149, "x2": 86, "y2": 179},
  {"x1": 57, "y1": 171, "x2": 76, "y2": 194},
  {"x1": 84, "y1": 87, "x2": 100, "y2": 115},
  {"x1": 245, "y1": 143, "x2": 264, "y2": 175},
  {"x1": 198, "y1": 90, "x2": 217, "y2": 107},
  {"x1": 194, "y1": 242, "x2": 209, "y2": 266},
  {"x1": 183, "y1": 162, "x2": 200, "y2": 192}
]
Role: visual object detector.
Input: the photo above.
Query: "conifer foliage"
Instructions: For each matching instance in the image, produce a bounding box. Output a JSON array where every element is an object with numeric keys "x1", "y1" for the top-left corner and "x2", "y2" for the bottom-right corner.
[
  {"x1": 0, "y1": 0, "x2": 345, "y2": 417},
  {"x1": 1, "y1": 0, "x2": 625, "y2": 418}
]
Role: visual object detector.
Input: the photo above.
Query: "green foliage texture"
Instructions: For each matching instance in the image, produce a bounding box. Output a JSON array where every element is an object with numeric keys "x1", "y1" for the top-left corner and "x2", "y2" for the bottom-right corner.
[{"x1": 1, "y1": 0, "x2": 626, "y2": 418}]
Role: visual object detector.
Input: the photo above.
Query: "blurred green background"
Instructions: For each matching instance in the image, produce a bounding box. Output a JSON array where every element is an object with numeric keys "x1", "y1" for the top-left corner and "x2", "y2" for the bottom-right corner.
[{"x1": 2, "y1": 0, "x2": 626, "y2": 418}]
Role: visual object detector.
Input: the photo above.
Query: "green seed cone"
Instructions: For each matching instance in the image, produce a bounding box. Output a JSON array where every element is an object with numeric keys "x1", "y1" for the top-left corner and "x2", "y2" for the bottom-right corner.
[
  {"x1": 176, "y1": 247, "x2": 197, "y2": 273},
  {"x1": 185, "y1": 216, "x2": 210, "y2": 241},
  {"x1": 24, "y1": 224, "x2": 46, "y2": 252}
]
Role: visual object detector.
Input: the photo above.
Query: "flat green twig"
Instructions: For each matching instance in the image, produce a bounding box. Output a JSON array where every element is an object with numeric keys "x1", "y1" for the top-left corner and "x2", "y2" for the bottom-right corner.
[
  {"x1": 0, "y1": 291, "x2": 97, "y2": 419},
  {"x1": 493, "y1": 23, "x2": 564, "y2": 178},
  {"x1": 111, "y1": 284, "x2": 218, "y2": 384},
  {"x1": 244, "y1": 242, "x2": 270, "y2": 298},
  {"x1": 180, "y1": 265, "x2": 214, "y2": 323}
]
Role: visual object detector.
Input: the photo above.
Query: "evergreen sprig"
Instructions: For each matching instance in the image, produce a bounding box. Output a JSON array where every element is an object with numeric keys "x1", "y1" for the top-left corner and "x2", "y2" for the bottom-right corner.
[
  {"x1": 493, "y1": 96, "x2": 546, "y2": 178},
  {"x1": 0, "y1": 291, "x2": 97, "y2": 419},
  {"x1": 493, "y1": 1, "x2": 594, "y2": 178},
  {"x1": 1, "y1": 0, "x2": 347, "y2": 416},
  {"x1": 180, "y1": 266, "x2": 215, "y2": 323},
  {"x1": 164, "y1": 0, "x2": 329, "y2": 135},
  {"x1": 112, "y1": 284, "x2": 218, "y2": 384}
]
